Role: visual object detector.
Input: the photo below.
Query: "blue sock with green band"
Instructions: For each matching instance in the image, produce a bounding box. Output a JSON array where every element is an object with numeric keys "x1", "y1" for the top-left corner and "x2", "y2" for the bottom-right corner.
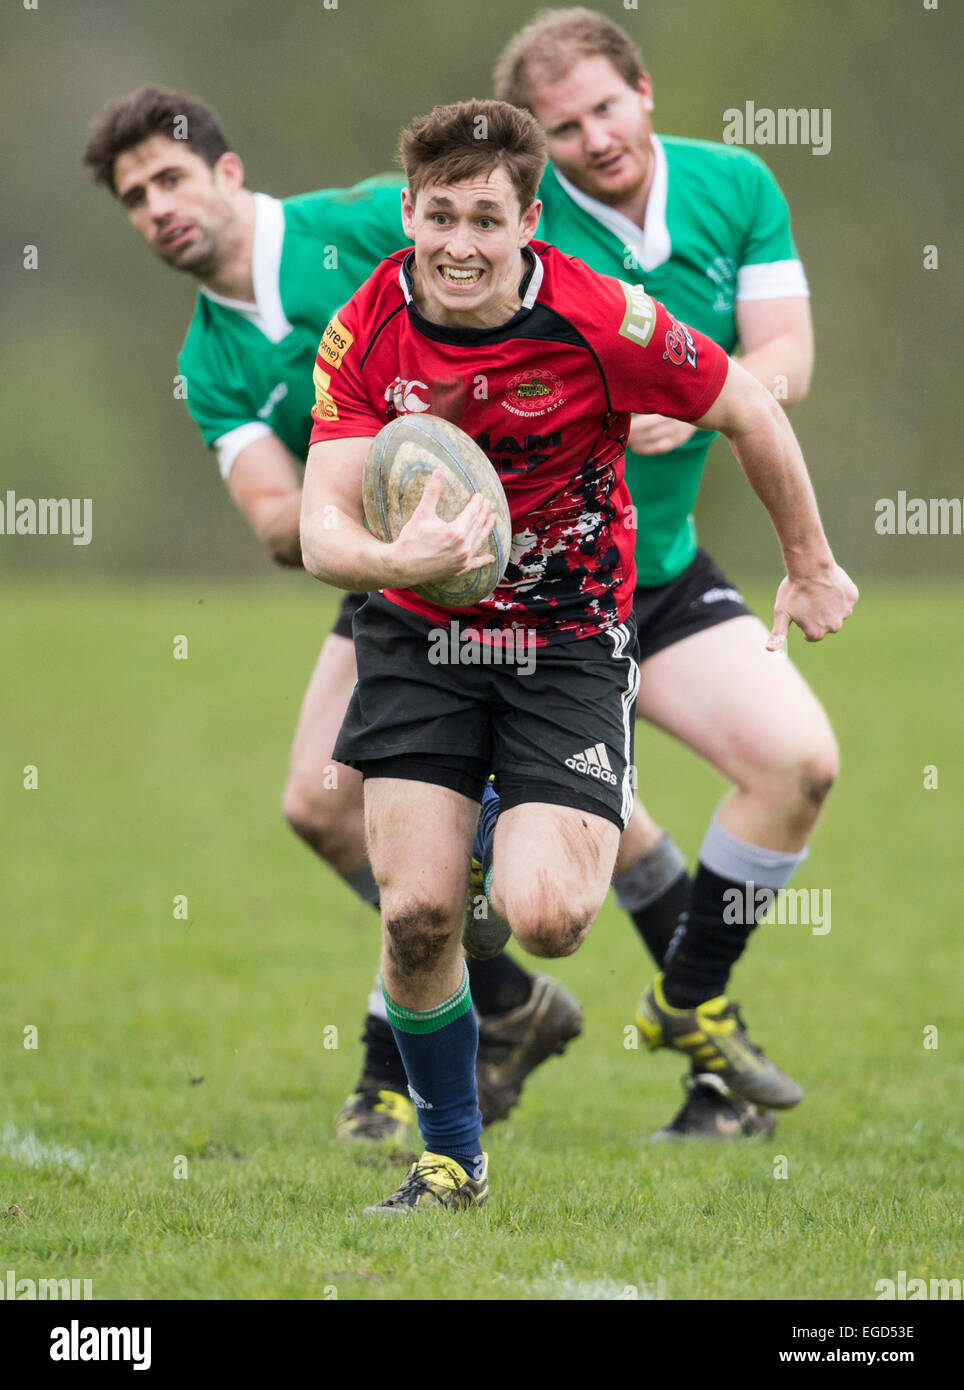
[{"x1": 382, "y1": 964, "x2": 483, "y2": 1166}]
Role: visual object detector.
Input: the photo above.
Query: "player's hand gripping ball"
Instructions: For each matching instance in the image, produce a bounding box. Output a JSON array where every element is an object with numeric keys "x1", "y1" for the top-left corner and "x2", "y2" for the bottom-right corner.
[{"x1": 363, "y1": 414, "x2": 511, "y2": 608}]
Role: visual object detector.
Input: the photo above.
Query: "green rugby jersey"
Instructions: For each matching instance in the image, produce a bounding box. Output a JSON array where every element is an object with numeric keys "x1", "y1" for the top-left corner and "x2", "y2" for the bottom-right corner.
[
  {"x1": 537, "y1": 135, "x2": 808, "y2": 586},
  {"x1": 178, "y1": 175, "x2": 407, "y2": 478}
]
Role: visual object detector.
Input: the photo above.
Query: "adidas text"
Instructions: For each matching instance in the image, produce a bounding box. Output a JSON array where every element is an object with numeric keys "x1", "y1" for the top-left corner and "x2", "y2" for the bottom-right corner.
[{"x1": 565, "y1": 742, "x2": 617, "y2": 786}]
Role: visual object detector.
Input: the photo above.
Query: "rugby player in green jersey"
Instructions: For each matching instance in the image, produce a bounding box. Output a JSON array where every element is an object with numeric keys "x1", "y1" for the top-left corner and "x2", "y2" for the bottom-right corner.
[
  {"x1": 494, "y1": 8, "x2": 851, "y2": 1136},
  {"x1": 82, "y1": 87, "x2": 583, "y2": 1154}
]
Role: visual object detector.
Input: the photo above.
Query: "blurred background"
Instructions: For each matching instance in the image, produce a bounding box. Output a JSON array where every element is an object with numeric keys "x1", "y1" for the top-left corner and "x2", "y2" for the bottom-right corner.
[{"x1": 0, "y1": 0, "x2": 960, "y2": 582}]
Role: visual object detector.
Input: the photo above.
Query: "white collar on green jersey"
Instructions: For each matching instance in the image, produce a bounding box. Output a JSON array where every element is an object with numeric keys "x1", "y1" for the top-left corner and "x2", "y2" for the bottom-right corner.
[
  {"x1": 552, "y1": 132, "x2": 671, "y2": 273},
  {"x1": 198, "y1": 193, "x2": 293, "y2": 343}
]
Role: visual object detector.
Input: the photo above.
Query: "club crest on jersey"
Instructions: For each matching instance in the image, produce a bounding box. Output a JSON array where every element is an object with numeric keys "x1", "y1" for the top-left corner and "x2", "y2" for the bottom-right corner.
[
  {"x1": 663, "y1": 318, "x2": 698, "y2": 369},
  {"x1": 501, "y1": 368, "x2": 565, "y2": 418},
  {"x1": 706, "y1": 256, "x2": 737, "y2": 314},
  {"x1": 384, "y1": 377, "x2": 430, "y2": 414}
]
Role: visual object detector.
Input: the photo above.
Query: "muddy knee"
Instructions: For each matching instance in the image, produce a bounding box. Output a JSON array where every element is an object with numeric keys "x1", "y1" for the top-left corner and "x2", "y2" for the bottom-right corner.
[
  {"x1": 506, "y1": 892, "x2": 594, "y2": 959},
  {"x1": 384, "y1": 903, "x2": 454, "y2": 976}
]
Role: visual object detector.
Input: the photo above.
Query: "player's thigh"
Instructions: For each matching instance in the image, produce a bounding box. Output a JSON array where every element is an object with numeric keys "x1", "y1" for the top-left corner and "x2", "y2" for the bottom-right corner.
[
  {"x1": 636, "y1": 614, "x2": 837, "y2": 785},
  {"x1": 363, "y1": 776, "x2": 477, "y2": 917},
  {"x1": 289, "y1": 631, "x2": 358, "y2": 776},
  {"x1": 495, "y1": 801, "x2": 619, "y2": 945}
]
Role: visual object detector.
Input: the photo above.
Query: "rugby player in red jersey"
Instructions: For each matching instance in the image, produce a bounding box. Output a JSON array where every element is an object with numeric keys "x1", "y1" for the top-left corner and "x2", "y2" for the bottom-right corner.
[{"x1": 300, "y1": 100, "x2": 856, "y2": 1213}]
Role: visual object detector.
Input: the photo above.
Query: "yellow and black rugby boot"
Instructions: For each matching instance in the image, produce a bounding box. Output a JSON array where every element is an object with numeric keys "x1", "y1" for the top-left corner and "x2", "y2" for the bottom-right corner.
[
  {"x1": 333, "y1": 1086, "x2": 417, "y2": 1155},
  {"x1": 636, "y1": 973, "x2": 803, "y2": 1109},
  {"x1": 364, "y1": 1152, "x2": 489, "y2": 1215}
]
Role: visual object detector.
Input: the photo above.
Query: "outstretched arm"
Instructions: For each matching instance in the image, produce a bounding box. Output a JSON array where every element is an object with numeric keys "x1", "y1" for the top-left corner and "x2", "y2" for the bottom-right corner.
[
  {"x1": 226, "y1": 433, "x2": 304, "y2": 567},
  {"x1": 695, "y1": 358, "x2": 857, "y2": 650}
]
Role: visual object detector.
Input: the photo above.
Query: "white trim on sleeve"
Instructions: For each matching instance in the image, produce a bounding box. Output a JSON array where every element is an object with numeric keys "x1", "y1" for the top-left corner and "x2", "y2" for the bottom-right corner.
[
  {"x1": 736, "y1": 259, "x2": 810, "y2": 301},
  {"x1": 214, "y1": 421, "x2": 273, "y2": 481}
]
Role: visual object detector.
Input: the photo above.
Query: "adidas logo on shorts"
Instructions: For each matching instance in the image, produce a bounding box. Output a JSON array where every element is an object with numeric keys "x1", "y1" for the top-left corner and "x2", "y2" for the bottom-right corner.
[{"x1": 565, "y1": 742, "x2": 617, "y2": 785}]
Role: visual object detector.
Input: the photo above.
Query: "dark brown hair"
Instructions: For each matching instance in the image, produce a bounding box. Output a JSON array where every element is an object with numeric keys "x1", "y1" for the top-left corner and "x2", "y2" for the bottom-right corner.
[
  {"x1": 493, "y1": 7, "x2": 645, "y2": 111},
  {"x1": 398, "y1": 100, "x2": 547, "y2": 213},
  {"x1": 82, "y1": 86, "x2": 231, "y2": 193}
]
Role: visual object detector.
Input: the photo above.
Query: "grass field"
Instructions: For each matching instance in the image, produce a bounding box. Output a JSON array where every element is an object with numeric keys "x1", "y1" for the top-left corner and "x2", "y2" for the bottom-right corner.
[{"x1": 2, "y1": 577, "x2": 961, "y2": 1301}]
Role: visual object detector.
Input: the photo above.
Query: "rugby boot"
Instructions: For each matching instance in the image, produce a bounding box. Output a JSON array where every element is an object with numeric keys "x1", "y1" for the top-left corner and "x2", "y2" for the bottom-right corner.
[
  {"x1": 364, "y1": 1152, "x2": 488, "y2": 1214},
  {"x1": 334, "y1": 1085, "x2": 417, "y2": 1154},
  {"x1": 476, "y1": 974, "x2": 583, "y2": 1123},
  {"x1": 650, "y1": 1071, "x2": 778, "y2": 1140},
  {"x1": 636, "y1": 973, "x2": 803, "y2": 1109}
]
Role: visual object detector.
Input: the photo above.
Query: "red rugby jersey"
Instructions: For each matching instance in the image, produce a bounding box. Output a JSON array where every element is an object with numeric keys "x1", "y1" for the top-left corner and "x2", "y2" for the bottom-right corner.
[{"x1": 309, "y1": 241, "x2": 728, "y2": 644}]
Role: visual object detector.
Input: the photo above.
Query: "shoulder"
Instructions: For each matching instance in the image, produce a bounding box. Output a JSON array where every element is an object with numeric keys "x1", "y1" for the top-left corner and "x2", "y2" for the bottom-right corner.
[
  {"x1": 281, "y1": 176, "x2": 405, "y2": 236},
  {"x1": 661, "y1": 134, "x2": 787, "y2": 211},
  {"x1": 534, "y1": 241, "x2": 630, "y2": 328},
  {"x1": 330, "y1": 251, "x2": 408, "y2": 338},
  {"x1": 661, "y1": 134, "x2": 777, "y2": 180}
]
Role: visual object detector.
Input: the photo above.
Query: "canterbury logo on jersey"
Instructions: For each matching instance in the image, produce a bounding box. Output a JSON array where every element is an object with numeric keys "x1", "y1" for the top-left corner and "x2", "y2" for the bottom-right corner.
[
  {"x1": 384, "y1": 377, "x2": 430, "y2": 413},
  {"x1": 565, "y1": 742, "x2": 617, "y2": 785}
]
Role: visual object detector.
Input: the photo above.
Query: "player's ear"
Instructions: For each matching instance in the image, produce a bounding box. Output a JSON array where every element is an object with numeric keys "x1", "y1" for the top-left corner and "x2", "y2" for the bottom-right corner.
[
  {"x1": 400, "y1": 186, "x2": 416, "y2": 238},
  {"x1": 518, "y1": 198, "x2": 542, "y2": 247},
  {"x1": 214, "y1": 151, "x2": 245, "y2": 192},
  {"x1": 636, "y1": 72, "x2": 654, "y2": 114}
]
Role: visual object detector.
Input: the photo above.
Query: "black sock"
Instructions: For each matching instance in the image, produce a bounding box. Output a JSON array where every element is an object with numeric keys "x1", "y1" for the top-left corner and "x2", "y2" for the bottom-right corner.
[
  {"x1": 632, "y1": 870, "x2": 691, "y2": 966},
  {"x1": 613, "y1": 834, "x2": 690, "y2": 967},
  {"x1": 357, "y1": 1013, "x2": 409, "y2": 1094},
  {"x1": 466, "y1": 952, "x2": 533, "y2": 1016},
  {"x1": 662, "y1": 863, "x2": 756, "y2": 1009}
]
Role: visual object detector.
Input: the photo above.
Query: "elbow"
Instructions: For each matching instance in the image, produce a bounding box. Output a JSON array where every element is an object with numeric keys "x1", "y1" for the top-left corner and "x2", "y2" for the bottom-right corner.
[
  {"x1": 783, "y1": 335, "x2": 815, "y2": 405},
  {"x1": 300, "y1": 529, "x2": 355, "y2": 588},
  {"x1": 785, "y1": 359, "x2": 813, "y2": 406},
  {"x1": 753, "y1": 380, "x2": 789, "y2": 432},
  {"x1": 300, "y1": 538, "x2": 328, "y2": 582},
  {"x1": 726, "y1": 382, "x2": 786, "y2": 445}
]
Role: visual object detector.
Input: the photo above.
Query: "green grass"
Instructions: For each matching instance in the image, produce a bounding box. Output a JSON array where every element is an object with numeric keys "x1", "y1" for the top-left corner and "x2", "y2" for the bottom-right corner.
[{"x1": 2, "y1": 577, "x2": 961, "y2": 1300}]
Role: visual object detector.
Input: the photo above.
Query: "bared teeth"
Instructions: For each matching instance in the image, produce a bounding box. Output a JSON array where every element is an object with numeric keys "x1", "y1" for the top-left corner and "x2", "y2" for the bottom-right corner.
[{"x1": 440, "y1": 267, "x2": 482, "y2": 282}]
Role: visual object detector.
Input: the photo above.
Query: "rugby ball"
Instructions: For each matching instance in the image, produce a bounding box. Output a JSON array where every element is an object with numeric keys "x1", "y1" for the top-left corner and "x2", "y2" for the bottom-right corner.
[{"x1": 363, "y1": 414, "x2": 512, "y2": 608}]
